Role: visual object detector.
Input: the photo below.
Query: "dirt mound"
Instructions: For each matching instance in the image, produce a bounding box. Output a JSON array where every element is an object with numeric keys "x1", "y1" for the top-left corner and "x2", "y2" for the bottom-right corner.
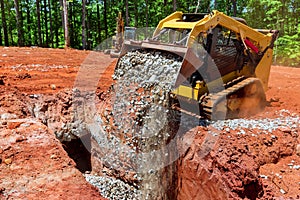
[{"x1": 0, "y1": 118, "x2": 104, "y2": 199}]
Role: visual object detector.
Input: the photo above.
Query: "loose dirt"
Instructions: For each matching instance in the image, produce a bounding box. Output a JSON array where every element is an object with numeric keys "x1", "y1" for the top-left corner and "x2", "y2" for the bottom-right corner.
[{"x1": 0, "y1": 46, "x2": 299, "y2": 199}]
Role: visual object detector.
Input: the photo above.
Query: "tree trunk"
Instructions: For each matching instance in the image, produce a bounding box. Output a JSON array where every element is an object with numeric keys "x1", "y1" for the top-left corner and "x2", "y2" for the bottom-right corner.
[
  {"x1": 82, "y1": 0, "x2": 87, "y2": 49},
  {"x1": 72, "y1": 3, "x2": 78, "y2": 47},
  {"x1": 25, "y1": 0, "x2": 31, "y2": 46},
  {"x1": 125, "y1": 0, "x2": 129, "y2": 26},
  {"x1": 9, "y1": 25, "x2": 13, "y2": 45},
  {"x1": 96, "y1": 2, "x2": 101, "y2": 44},
  {"x1": 231, "y1": 0, "x2": 237, "y2": 16},
  {"x1": 48, "y1": 0, "x2": 53, "y2": 47},
  {"x1": 280, "y1": 0, "x2": 285, "y2": 36},
  {"x1": 145, "y1": 0, "x2": 149, "y2": 36},
  {"x1": 55, "y1": 1, "x2": 61, "y2": 47},
  {"x1": 13, "y1": 0, "x2": 24, "y2": 46},
  {"x1": 62, "y1": 0, "x2": 70, "y2": 48},
  {"x1": 103, "y1": 0, "x2": 108, "y2": 48},
  {"x1": 69, "y1": 2, "x2": 74, "y2": 47},
  {"x1": 213, "y1": 0, "x2": 217, "y2": 9},
  {"x1": 36, "y1": 0, "x2": 42, "y2": 46},
  {"x1": 133, "y1": 0, "x2": 138, "y2": 27},
  {"x1": 43, "y1": 0, "x2": 49, "y2": 47},
  {"x1": 145, "y1": 0, "x2": 148, "y2": 27},
  {"x1": 173, "y1": 0, "x2": 177, "y2": 11},
  {"x1": 195, "y1": 0, "x2": 201, "y2": 13},
  {"x1": 86, "y1": 1, "x2": 91, "y2": 49},
  {"x1": 0, "y1": 0, "x2": 9, "y2": 46}
]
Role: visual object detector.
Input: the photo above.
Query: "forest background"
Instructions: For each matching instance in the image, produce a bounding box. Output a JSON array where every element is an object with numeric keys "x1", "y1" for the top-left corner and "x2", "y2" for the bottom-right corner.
[{"x1": 0, "y1": 0, "x2": 299, "y2": 66}]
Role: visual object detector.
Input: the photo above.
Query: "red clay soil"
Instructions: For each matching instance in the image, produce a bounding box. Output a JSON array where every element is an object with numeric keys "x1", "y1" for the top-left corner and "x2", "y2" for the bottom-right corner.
[
  {"x1": 0, "y1": 47, "x2": 113, "y2": 199},
  {"x1": 264, "y1": 65, "x2": 300, "y2": 115},
  {"x1": 0, "y1": 47, "x2": 299, "y2": 199},
  {"x1": 0, "y1": 47, "x2": 115, "y2": 95},
  {"x1": 0, "y1": 119, "x2": 103, "y2": 199}
]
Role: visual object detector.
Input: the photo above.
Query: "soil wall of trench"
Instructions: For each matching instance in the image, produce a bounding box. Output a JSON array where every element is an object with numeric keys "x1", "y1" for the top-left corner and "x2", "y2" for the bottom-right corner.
[{"x1": 1, "y1": 81, "x2": 299, "y2": 200}]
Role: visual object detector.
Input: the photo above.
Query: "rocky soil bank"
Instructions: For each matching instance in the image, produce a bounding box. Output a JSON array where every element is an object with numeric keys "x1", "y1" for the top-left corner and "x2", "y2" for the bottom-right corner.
[{"x1": 0, "y1": 47, "x2": 299, "y2": 199}]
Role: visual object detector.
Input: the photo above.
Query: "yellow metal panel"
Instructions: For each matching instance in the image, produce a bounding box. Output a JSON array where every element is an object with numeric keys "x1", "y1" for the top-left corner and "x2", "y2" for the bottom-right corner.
[
  {"x1": 172, "y1": 85, "x2": 200, "y2": 101},
  {"x1": 153, "y1": 11, "x2": 183, "y2": 37},
  {"x1": 254, "y1": 48, "x2": 273, "y2": 91},
  {"x1": 162, "y1": 21, "x2": 198, "y2": 29},
  {"x1": 172, "y1": 71, "x2": 240, "y2": 101}
]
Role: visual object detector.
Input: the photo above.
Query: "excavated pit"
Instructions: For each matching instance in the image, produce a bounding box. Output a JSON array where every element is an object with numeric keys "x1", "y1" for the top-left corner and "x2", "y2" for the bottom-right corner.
[
  {"x1": 1, "y1": 78, "x2": 299, "y2": 199},
  {"x1": 1, "y1": 48, "x2": 299, "y2": 199}
]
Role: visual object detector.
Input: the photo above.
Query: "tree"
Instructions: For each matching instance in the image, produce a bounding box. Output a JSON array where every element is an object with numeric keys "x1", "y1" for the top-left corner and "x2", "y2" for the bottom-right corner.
[
  {"x1": 36, "y1": 0, "x2": 42, "y2": 46},
  {"x1": 48, "y1": 0, "x2": 53, "y2": 47},
  {"x1": 96, "y1": 1, "x2": 101, "y2": 44},
  {"x1": 0, "y1": 0, "x2": 9, "y2": 46},
  {"x1": 173, "y1": 0, "x2": 177, "y2": 11},
  {"x1": 103, "y1": 0, "x2": 108, "y2": 48},
  {"x1": 25, "y1": 0, "x2": 31, "y2": 46},
  {"x1": 231, "y1": 0, "x2": 237, "y2": 16},
  {"x1": 82, "y1": 0, "x2": 87, "y2": 49},
  {"x1": 125, "y1": 0, "x2": 129, "y2": 26},
  {"x1": 13, "y1": 0, "x2": 24, "y2": 46},
  {"x1": 43, "y1": 0, "x2": 49, "y2": 46},
  {"x1": 62, "y1": 0, "x2": 70, "y2": 47}
]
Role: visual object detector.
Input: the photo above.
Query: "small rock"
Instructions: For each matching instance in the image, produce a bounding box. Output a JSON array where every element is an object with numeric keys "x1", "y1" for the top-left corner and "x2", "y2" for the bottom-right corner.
[
  {"x1": 0, "y1": 79, "x2": 4, "y2": 85},
  {"x1": 292, "y1": 165, "x2": 300, "y2": 170},
  {"x1": 50, "y1": 84, "x2": 56, "y2": 90},
  {"x1": 4, "y1": 158, "x2": 12, "y2": 165},
  {"x1": 279, "y1": 188, "x2": 286, "y2": 194},
  {"x1": 16, "y1": 73, "x2": 31, "y2": 79},
  {"x1": 15, "y1": 136, "x2": 26, "y2": 142},
  {"x1": 280, "y1": 127, "x2": 291, "y2": 133},
  {"x1": 259, "y1": 175, "x2": 268, "y2": 179},
  {"x1": 296, "y1": 144, "x2": 300, "y2": 156},
  {"x1": 7, "y1": 121, "x2": 22, "y2": 129},
  {"x1": 29, "y1": 94, "x2": 39, "y2": 99},
  {"x1": 270, "y1": 97, "x2": 280, "y2": 102},
  {"x1": 50, "y1": 154, "x2": 58, "y2": 159},
  {"x1": 1, "y1": 113, "x2": 17, "y2": 120}
]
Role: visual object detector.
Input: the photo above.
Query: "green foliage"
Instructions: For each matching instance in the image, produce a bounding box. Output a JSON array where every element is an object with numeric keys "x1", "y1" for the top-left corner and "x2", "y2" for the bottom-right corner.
[
  {"x1": 244, "y1": 0, "x2": 300, "y2": 67},
  {"x1": 0, "y1": 0, "x2": 299, "y2": 66},
  {"x1": 275, "y1": 28, "x2": 300, "y2": 67}
]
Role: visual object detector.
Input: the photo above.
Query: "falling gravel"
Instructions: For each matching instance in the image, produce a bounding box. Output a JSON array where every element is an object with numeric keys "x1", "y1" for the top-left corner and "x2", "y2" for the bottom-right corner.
[
  {"x1": 84, "y1": 174, "x2": 141, "y2": 200},
  {"x1": 90, "y1": 49, "x2": 185, "y2": 199}
]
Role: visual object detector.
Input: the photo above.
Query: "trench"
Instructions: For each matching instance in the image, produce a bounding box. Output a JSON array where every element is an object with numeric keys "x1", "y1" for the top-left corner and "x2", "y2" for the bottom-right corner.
[
  {"x1": 24, "y1": 89, "x2": 299, "y2": 200},
  {"x1": 61, "y1": 134, "x2": 92, "y2": 173}
]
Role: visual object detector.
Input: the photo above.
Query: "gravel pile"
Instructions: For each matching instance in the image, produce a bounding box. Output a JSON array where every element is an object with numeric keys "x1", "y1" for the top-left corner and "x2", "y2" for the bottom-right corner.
[
  {"x1": 84, "y1": 174, "x2": 141, "y2": 200},
  {"x1": 210, "y1": 109, "x2": 299, "y2": 134}
]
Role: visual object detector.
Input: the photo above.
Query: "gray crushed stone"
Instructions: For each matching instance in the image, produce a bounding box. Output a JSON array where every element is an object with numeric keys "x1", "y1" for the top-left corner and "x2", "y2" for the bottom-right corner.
[{"x1": 84, "y1": 174, "x2": 141, "y2": 200}]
